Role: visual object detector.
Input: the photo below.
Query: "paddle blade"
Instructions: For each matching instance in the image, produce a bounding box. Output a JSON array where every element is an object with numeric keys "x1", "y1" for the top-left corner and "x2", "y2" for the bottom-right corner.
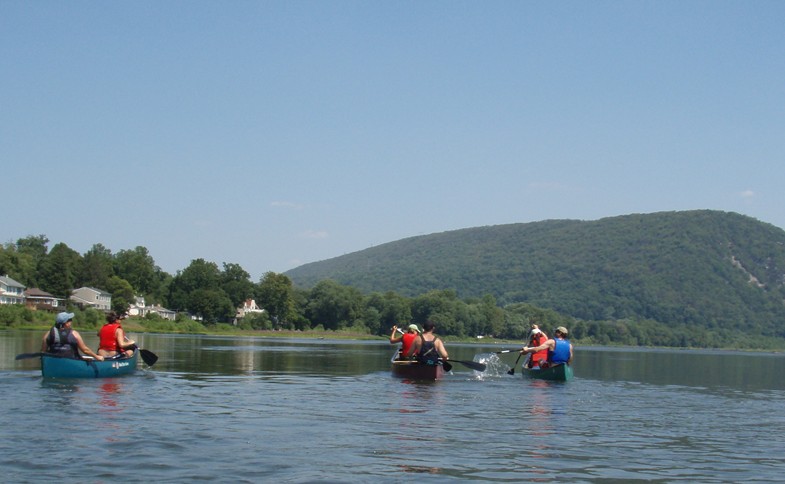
[
  {"x1": 139, "y1": 349, "x2": 159, "y2": 366},
  {"x1": 15, "y1": 352, "x2": 43, "y2": 360},
  {"x1": 442, "y1": 361, "x2": 453, "y2": 372}
]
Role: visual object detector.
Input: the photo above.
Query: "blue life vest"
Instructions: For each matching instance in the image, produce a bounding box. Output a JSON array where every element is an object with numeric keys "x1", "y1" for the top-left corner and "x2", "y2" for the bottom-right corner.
[{"x1": 548, "y1": 338, "x2": 571, "y2": 364}]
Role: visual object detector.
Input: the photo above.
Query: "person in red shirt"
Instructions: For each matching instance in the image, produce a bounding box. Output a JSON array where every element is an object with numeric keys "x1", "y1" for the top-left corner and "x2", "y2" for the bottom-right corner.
[
  {"x1": 526, "y1": 325, "x2": 549, "y2": 369},
  {"x1": 97, "y1": 312, "x2": 136, "y2": 358},
  {"x1": 390, "y1": 324, "x2": 420, "y2": 360}
]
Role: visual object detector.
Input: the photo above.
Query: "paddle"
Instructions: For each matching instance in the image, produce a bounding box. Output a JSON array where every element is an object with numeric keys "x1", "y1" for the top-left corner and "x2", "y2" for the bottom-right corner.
[
  {"x1": 508, "y1": 351, "x2": 530, "y2": 375},
  {"x1": 15, "y1": 352, "x2": 44, "y2": 360},
  {"x1": 442, "y1": 359, "x2": 486, "y2": 372},
  {"x1": 138, "y1": 348, "x2": 158, "y2": 366},
  {"x1": 124, "y1": 336, "x2": 158, "y2": 366}
]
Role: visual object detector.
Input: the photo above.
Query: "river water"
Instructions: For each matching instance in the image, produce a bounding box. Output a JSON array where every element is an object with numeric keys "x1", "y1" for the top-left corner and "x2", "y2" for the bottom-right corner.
[{"x1": 2, "y1": 330, "x2": 784, "y2": 482}]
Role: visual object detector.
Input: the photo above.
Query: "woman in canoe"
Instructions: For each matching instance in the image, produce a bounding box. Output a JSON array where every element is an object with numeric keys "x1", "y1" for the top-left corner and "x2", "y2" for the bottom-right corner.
[
  {"x1": 526, "y1": 324, "x2": 549, "y2": 369},
  {"x1": 97, "y1": 311, "x2": 136, "y2": 359},
  {"x1": 41, "y1": 312, "x2": 105, "y2": 361},
  {"x1": 390, "y1": 323, "x2": 420, "y2": 360},
  {"x1": 407, "y1": 321, "x2": 449, "y2": 365}
]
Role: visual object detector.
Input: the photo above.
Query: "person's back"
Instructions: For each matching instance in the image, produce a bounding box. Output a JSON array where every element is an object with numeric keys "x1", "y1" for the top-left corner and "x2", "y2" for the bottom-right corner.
[
  {"x1": 45, "y1": 326, "x2": 78, "y2": 358},
  {"x1": 549, "y1": 337, "x2": 571, "y2": 364},
  {"x1": 401, "y1": 331, "x2": 417, "y2": 357}
]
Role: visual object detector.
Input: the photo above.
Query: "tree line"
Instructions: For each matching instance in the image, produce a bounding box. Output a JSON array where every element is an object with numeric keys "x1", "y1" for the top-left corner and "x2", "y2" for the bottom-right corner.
[{"x1": 2, "y1": 234, "x2": 782, "y2": 349}]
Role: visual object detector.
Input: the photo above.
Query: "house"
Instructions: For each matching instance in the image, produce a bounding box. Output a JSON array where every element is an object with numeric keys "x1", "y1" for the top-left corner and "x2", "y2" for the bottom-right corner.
[
  {"x1": 127, "y1": 296, "x2": 177, "y2": 321},
  {"x1": 0, "y1": 275, "x2": 26, "y2": 305},
  {"x1": 236, "y1": 299, "x2": 265, "y2": 319},
  {"x1": 24, "y1": 288, "x2": 61, "y2": 310},
  {"x1": 147, "y1": 304, "x2": 177, "y2": 321},
  {"x1": 70, "y1": 286, "x2": 112, "y2": 311},
  {"x1": 233, "y1": 298, "x2": 265, "y2": 325}
]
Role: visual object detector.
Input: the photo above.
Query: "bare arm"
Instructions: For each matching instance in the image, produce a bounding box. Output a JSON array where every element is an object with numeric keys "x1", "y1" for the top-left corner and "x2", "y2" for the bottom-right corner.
[
  {"x1": 389, "y1": 326, "x2": 403, "y2": 344},
  {"x1": 116, "y1": 327, "x2": 134, "y2": 349},
  {"x1": 434, "y1": 339, "x2": 449, "y2": 360},
  {"x1": 73, "y1": 331, "x2": 104, "y2": 361},
  {"x1": 523, "y1": 339, "x2": 555, "y2": 354},
  {"x1": 406, "y1": 336, "x2": 422, "y2": 357},
  {"x1": 41, "y1": 332, "x2": 48, "y2": 352}
]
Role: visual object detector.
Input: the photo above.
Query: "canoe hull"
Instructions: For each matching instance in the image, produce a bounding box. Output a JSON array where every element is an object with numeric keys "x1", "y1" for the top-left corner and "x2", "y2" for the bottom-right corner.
[
  {"x1": 41, "y1": 350, "x2": 138, "y2": 378},
  {"x1": 522, "y1": 363, "x2": 573, "y2": 381},
  {"x1": 391, "y1": 352, "x2": 445, "y2": 380}
]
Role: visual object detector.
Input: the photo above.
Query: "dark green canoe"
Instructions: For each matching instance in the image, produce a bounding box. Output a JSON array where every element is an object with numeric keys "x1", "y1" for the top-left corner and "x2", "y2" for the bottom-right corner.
[{"x1": 522, "y1": 363, "x2": 573, "y2": 381}]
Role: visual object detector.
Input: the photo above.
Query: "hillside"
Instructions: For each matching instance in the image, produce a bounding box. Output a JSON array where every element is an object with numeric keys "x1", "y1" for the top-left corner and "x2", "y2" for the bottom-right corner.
[{"x1": 286, "y1": 210, "x2": 785, "y2": 336}]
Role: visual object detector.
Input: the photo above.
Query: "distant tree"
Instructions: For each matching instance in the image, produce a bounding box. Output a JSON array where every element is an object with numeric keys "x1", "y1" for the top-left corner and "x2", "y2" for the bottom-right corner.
[
  {"x1": 81, "y1": 243, "x2": 114, "y2": 289},
  {"x1": 0, "y1": 244, "x2": 37, "y2": 286},
  {"x1": 38, "y1": 242, "x2": 82, "y2": 299},
  {"x1": 364, "y1": 291, "x2": 412, "y2": 335},
  {"x1": 188, "y1": 288, "x2": 235, "y2": 323},
  {"x1": 106, "y1": 275, "x2": 135, "y2": 314},
  {"x1": 114, "y1": 246, "x2": 160, "y2": 296},
  {"x1": 304, "y1": 279, "x2": 364, "y2": 330},
  {"x1": 167, "y1": 258, "x2": 222, "y2": 311},
  {"x1": 256, "y1": 272, "x2": 296, "y2": 328},
  {"x1": 220, "y1": 262, "x2": 254, "y2": 309}
]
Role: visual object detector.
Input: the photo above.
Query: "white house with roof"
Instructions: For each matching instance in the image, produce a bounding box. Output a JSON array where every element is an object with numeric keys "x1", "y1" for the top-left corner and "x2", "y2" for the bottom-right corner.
[
  {"x1": 0, "y1": 275, "x2": 26, "y2": 305},
  {"x1": 70, "y1": 286, "x2": 112, "y2": 311}
]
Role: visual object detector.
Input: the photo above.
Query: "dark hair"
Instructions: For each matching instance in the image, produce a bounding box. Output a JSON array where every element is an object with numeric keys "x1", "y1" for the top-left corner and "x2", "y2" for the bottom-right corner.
[
  {"x1": 106, "y1": 311, "x2": 118, "y2": 322},
  {"x1": 422, "y1": 321, "x2": 435, "y2": 332}
]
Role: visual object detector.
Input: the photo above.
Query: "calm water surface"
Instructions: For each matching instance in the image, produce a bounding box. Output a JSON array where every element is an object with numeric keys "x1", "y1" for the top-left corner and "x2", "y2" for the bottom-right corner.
[{"x1": 2, "y1": 330, "x2": 784, "y2": 482}]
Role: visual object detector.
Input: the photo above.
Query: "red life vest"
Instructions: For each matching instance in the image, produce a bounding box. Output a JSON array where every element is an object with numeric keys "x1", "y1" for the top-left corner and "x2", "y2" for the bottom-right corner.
[
  {"x1": 98, "y1": 322, "x2": 122, "y2": 352},
  {"x1": 401, "y1": 332, "x2": 417, "y2": 356},
  {"x1": 530, "y1": 334, "x2": 549, "y2": 367}
]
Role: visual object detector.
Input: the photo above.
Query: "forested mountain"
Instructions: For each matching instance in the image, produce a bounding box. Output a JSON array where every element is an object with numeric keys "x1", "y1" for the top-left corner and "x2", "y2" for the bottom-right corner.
[{"x1": 287, "y1": 210, "x2": 785, "y2": 338}]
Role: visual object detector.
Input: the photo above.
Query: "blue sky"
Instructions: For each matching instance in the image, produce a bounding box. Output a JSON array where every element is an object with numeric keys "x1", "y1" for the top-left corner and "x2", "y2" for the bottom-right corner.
[{"x1": 2, "y1": 2, "x2": 784, "y2": 280}]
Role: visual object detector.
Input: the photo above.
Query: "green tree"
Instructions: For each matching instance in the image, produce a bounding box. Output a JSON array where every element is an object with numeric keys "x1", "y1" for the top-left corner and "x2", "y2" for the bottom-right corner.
[
  {"x1": 38, "y1": 242, "x2": 82, "y2": 299},
  {"x1": 106, "y1": 275, "x2": 135, "y2": 313},
  {"x1": 304, "y1": 279, "x2": 364, "y2": 330},
  {"x1": 188, "y1": 288, "x2": 235, "y2": 323},
  {"x1": 81, "y1": 243, "x2": 114, "y2": 290},
  {"x1": 220, "y1": 262, "x2": 254, "y2": 309},
  {"x1": 256, "y1": 272, "x2": 296, "y2": 328},
  {"x1": 114, "y1": 246, "x2": 160, "y2": 296},
  {"x1": 167, "y1": 258, "x2": 222, "y2": 311}
]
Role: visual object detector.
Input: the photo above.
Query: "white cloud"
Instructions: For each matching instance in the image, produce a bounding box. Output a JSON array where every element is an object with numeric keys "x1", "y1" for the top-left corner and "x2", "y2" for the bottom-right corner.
[
  {"x1": 302, "y1": 230, "x2": 329, "y2": 239},
  {"x1": 739, "y1": 190, "x2": 755, "y2": 199},
  {"x1": 271, "y1": 201, "x2": 304, "y2": 209}
]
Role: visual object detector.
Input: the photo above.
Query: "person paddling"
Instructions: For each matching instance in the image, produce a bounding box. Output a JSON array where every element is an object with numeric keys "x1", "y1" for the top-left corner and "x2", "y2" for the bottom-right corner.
[
  {"x1": 390, "y1": 324, "x2": 419, "y2": 360},
  {"x1": 407, "y1": 320, "x2": 449, "y2": 365},
  {"x1": 41, "y1": 312, "x2": 104, "y2": 361},
  {"x1": 526, "y1": 324, "x2": 549, "y2": 369},
  {"x1": 521, "y1": 326, "x2": 573, "y2": 368},
  {"x1": 97, "y1": 311, "x2": 136, "y2": 359}
]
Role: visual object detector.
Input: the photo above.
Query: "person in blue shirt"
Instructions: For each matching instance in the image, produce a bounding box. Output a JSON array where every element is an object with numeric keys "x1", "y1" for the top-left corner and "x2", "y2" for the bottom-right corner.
[{"x1": 522, "y1": 326, "x2": 572, "y2": 367}]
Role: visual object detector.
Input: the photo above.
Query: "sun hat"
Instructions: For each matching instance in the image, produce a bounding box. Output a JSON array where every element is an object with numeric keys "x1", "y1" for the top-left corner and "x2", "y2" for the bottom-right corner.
[
  {"x1": 56, "y1": 312, "x2": 75, "y2": 325},
  {"x1": 408, "y1": 324, "x2": 420, "y2": 333},
  {"x1": 556, "y1": 326, "x2": 569, "y2": 336},
  {"x1": 530, "y1": 328, "x2": 542, "y2": 335}
]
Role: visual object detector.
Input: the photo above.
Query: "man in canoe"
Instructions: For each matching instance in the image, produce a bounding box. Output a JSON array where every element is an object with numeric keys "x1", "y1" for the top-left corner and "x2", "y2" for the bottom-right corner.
[
  {"x1": 407, "y1": 320, "x2": 449, "y2": 365},
  {"x1": 390, "y1": 323, "x2": 419, "y2": 360},
  {"x1": 521, "y1": 325, "x2": 572, "y2": 368},
  {"x1": 97, "y1": 311, "x2": 136, "y2": 358},
  {"x1": 41, "y1": 312, "x2": 105, "y2": 361}
]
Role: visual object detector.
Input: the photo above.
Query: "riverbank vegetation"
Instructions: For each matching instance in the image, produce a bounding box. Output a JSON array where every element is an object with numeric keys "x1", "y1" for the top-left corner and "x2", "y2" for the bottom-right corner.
[{"x1": 4, "y1": 210, "x2": 785, "y2": 351}]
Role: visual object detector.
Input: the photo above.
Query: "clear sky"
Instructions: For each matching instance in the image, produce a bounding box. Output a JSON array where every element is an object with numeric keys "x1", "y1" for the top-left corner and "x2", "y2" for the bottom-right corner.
[{"x1": 2, "y1": 1, "x2": 784, "y2": 280}]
